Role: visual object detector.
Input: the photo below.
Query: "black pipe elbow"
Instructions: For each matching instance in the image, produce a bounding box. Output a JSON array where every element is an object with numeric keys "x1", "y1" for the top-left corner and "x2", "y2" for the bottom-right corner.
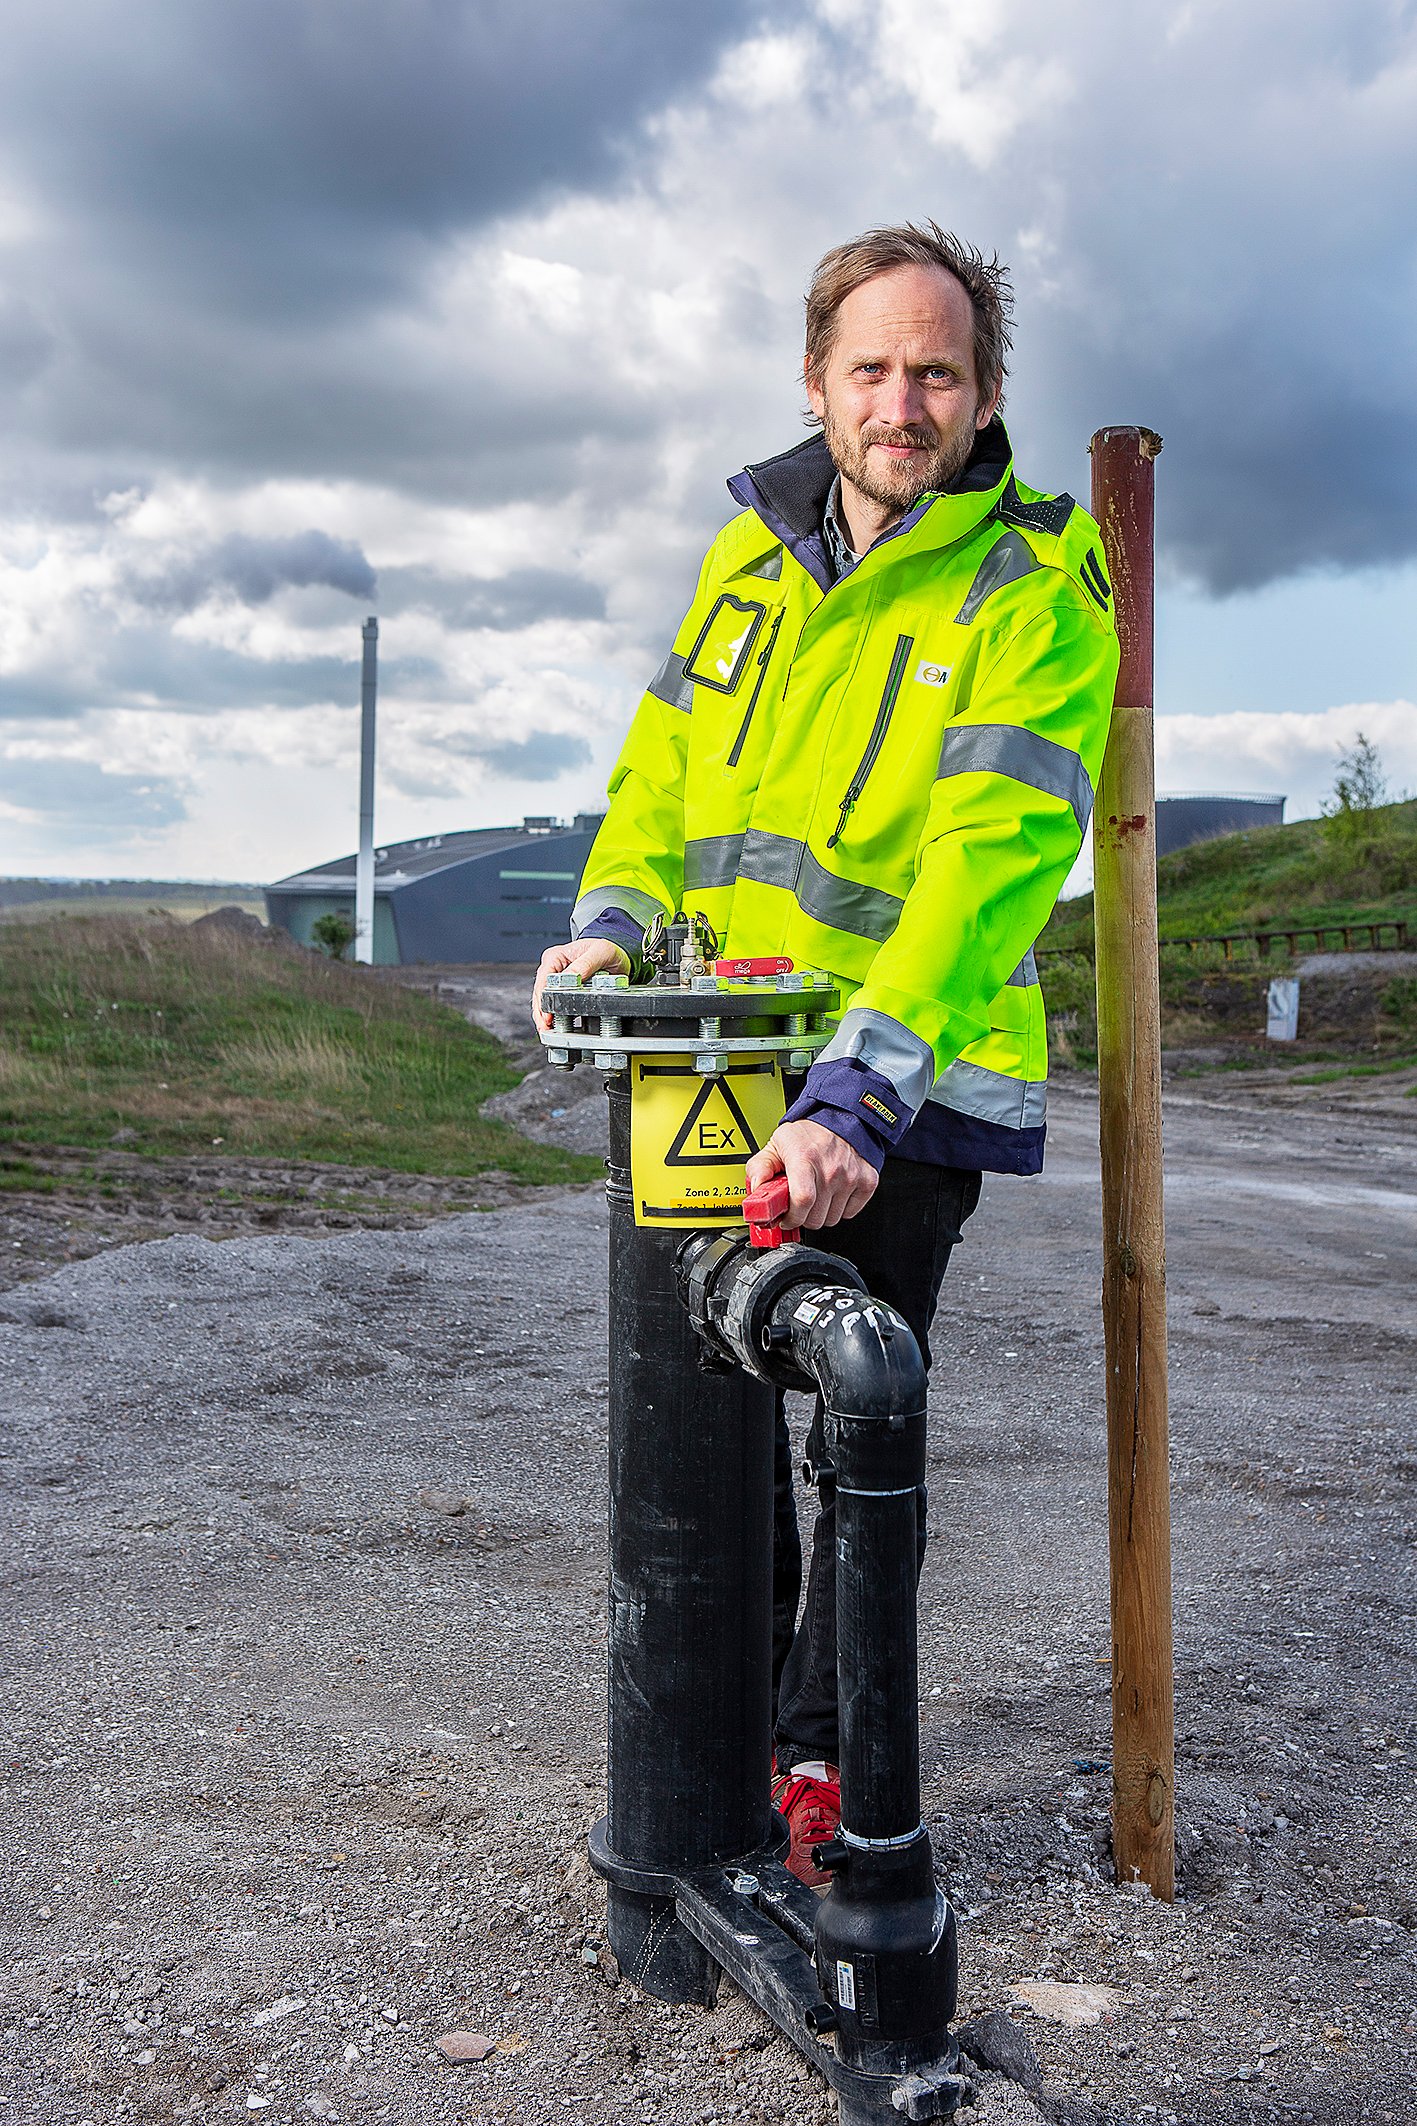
[
  {"x1": 677, "y1": 1231, "x2": 866, "y2": 1389},
  {"x1": 678, "y1": 1229, "x2": 927, "y2": 1483},
  {"x1": 776, "y1": 1288, "x2": 927, "y2": 1429},
  {"x1": 676, "y1": 1221, "x2": 956, "y2": 2076}
]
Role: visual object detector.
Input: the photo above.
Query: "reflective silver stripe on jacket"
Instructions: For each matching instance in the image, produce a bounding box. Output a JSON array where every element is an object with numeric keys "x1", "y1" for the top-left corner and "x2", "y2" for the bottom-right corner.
[
  {"x1": 954, "y1": 530, "x2": 1040, "y2": 625},
  {"x1": 927, "y1": 1056, "x2": 1047, "y2": 1129},
  {"x1": 815, "y1": 1006, "x2": 935, "y2": 1111},
  {"x1": 737, "y1": 829, "x2": 904, "y2": 942},
  {"x1": 570, "y1": 883, "x2": 666, "y2": 939},
  {"x1": 683, "y1": 833, "x2": 744, "y2": 892},
  {"x1": 647, "y1": 651, "x2": 693, "y2": 712},
  {"x1": 1007, "y1": 947, "x2": 1039, "y2": 988},
  {"x1": 684, "y1": 829, "x2": 904, "y2": 942},
  {"x1": 936, "y1": 724, "x2": 1094, "y2": 834}
]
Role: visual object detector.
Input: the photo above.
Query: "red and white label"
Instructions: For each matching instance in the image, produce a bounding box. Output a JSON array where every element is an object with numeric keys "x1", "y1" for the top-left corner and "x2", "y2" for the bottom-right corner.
[{"x1": 711, "y1": 956, "x2": 794, "y2": 977}]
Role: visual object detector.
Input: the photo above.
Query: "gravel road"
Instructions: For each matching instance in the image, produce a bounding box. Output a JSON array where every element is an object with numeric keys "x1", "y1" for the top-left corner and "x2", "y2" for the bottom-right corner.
[{"x1": 1, "y1": 1073, "x2": 1414, "y2": 2126}]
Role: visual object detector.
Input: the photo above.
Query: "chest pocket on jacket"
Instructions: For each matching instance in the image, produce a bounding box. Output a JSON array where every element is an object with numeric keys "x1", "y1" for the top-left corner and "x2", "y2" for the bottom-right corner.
[{"x1": 683, "y1": 593, "x2": 768, "y2": 694}]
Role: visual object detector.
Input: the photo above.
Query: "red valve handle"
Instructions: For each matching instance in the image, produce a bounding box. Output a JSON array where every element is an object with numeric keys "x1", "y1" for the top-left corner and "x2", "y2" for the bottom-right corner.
[
  {"x1": 742, "y1": 1173, "x2": 800, "y2": 1249},
  {"x1": 712, "y1": 955, "x2": 794, "y2": 977}
]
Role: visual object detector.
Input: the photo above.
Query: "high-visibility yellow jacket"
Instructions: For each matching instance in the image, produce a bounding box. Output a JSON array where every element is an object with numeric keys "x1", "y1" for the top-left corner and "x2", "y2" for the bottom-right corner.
[{"x1": 574, "y1": 421, "x2": 1118, "y2": 1173}]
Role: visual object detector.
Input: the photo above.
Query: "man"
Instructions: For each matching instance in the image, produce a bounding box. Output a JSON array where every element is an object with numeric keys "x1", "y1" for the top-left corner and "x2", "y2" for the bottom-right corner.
[{"x1": 534, "y1": 223, "x2": 1118, "y2": 1882}]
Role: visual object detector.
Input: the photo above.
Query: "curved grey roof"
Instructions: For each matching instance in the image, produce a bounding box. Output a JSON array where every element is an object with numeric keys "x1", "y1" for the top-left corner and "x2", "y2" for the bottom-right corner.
[{"x1": 269, "y1": 821, "x2": 598, "y2": 895}]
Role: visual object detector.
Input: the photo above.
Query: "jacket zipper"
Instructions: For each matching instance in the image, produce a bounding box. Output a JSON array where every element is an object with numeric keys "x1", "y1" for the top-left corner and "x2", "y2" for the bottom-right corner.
[
  {"x1": 726, "y1": 608, "x2": 784, "y2": 767},
  {"x1": 826, "y1": 632, "x2": 913, "y2": 848}
]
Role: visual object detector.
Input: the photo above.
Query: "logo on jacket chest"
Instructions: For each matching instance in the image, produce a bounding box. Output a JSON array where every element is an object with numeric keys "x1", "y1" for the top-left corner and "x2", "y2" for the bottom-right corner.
[{"x1": 912, "y1": 658, "x2": 952, "y2": 689}]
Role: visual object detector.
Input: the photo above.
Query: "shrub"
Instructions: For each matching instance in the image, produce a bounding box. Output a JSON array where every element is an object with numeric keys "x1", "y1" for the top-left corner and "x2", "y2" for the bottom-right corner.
[
  {"x1": 311, "y1": 911, "x2": 357, "y2": 960},
  {"x1": 1322, "y1": 733, "x2": 1389, "y2": 849},
  {"x1": 1382, "y1": 976, "x2": 1417, "y2": 1027}
]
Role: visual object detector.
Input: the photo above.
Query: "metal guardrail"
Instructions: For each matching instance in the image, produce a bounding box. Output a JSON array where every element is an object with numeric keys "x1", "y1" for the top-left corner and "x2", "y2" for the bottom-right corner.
[{"x1": 1039, "y1": 918, "x2": 1410, "y2": 963}]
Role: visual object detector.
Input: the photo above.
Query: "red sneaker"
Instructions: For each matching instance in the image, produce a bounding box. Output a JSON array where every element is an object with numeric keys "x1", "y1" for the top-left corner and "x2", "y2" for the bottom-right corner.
[{"x1": 770, "y1": 1760, "x2": 841, "y2": 1888}]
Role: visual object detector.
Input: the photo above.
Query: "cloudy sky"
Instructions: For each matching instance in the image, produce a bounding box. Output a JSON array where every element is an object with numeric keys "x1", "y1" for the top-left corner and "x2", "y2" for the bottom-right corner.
[{"x1": 0, "y1": 0, "x2": 1413, "y2": 881}]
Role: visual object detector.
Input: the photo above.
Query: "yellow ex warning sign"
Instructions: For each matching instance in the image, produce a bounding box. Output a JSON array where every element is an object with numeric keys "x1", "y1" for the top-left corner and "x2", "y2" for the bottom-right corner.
[{"x1": 630, "y1": 1057, "x2": 786, "y2": 1227}]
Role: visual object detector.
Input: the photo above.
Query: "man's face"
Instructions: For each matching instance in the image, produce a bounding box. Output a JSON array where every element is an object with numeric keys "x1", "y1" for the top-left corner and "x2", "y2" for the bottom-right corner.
[{"x1": 805, "y1": 262, "x2": 998, "y2": 514}]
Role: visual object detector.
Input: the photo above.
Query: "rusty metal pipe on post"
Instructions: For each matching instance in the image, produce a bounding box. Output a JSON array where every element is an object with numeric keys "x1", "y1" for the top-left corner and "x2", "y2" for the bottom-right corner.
[{"x1": 1088, "y1": 426, "x2": 1176, "y2": 1902}]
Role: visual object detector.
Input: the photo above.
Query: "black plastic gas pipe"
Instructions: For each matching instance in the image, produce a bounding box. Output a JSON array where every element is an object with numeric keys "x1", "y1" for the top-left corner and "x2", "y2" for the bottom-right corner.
[
  {"x1": 592, "y1": 1081, "x2": 778, "y2": 2006},
  {"x1": 679, "y1": 1233, "x2": 957, "y2": 2083}
]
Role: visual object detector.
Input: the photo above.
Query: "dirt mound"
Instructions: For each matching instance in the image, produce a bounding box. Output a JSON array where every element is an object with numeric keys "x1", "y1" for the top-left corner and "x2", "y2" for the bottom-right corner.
[{"x1": 190, "y1": 902, "x2": 288, "y2": 944}]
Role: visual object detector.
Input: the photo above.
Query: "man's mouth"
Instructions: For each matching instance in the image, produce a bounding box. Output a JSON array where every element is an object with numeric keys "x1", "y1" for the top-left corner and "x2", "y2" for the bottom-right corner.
[{"x1": 864, "y1": 428, "x2": 936, "y2": 461}]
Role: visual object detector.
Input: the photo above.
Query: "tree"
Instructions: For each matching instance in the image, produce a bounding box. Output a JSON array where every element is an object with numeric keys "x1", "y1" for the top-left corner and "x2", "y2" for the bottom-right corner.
[
  {"x1": 1321, "y1": 732, "x2": 1388, "y2": 844},
  {"x1": 310, "y1": 910, "x2": 357, "y2": 960}
]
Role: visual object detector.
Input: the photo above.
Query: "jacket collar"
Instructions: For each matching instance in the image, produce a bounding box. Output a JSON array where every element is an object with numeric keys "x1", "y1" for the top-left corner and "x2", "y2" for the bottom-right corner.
[{"x1": 727, "y1": 418, "x2": 1014, "y2": 593}]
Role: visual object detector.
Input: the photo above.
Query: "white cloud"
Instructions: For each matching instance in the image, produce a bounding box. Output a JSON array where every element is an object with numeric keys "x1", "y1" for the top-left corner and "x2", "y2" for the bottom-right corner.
[
  {"x1": 1060, "y1": 699, "x2": 1415, "y2": 900},
  {"x1": 816, "y1": 0, "x2": 1072, "y2": 165},
  {"x1": 1156, "y1": 701, "x2": 1417, "y2": 815}
]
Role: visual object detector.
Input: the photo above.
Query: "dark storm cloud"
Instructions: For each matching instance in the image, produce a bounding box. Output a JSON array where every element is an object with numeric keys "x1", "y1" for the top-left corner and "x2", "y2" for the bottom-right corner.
[
  {"x1": 0, "y1": 0, "x2": 1411, "y2": 632},
  {"x1": 443, "y1": 728, "x2": 593, "y2": 780},
  {"x1": 2, "y1": 757, "x2": 187, "y2": 834},
  {"x1": 127, "y1": 530, "x2": 377, "y2": 614},
  {"x1": 380, "y1": 565, "x2": 606, "y2": 630},
  {"x1": 0, "y1": 0, "x2": 762, "y2": 515},
  {"x1": 1, "y1": 323, "x2": 662, "y2": 515},
  {"x1": 0, "y1": 633, "x2": 438, "y2": 722},
  {"x1": 966, "y1": 1, "x2": 1417, "y2": 593},
  {"x1": 0, "y1": 0, "x2": 765, "y2": 316}
]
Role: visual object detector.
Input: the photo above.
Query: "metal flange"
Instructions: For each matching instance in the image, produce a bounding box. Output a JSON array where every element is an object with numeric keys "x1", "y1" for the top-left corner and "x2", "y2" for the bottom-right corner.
[{"x1": 538, "y1": 966, "x2": 840, "y2": 1072}]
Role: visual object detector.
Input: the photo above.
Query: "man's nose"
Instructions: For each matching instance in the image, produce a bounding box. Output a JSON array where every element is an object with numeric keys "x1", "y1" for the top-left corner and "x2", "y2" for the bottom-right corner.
[{"x1": 876, "y1": 368, "x2": 926, "y2": 427}]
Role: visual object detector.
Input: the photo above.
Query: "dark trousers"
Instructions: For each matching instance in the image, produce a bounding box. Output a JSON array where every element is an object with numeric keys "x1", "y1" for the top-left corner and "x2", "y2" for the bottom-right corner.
[{"x1": 771, "y1": 1158, "x2": 983, "y2": 1768}]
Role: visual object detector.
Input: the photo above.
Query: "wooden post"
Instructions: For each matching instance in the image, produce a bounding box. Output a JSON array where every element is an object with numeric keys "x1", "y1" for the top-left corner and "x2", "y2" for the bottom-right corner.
[{"x1": 1089, "y1": 426, "x2": 1175, "y2": 1901}]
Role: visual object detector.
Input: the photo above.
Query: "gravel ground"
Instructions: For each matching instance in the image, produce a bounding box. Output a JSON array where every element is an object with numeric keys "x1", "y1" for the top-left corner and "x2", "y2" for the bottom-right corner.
[
  {"x1": 1, "y1": 1071, "x2": 1414, "y2": 2126},
  {"x1": 0, "y1": 1148, "x2": 559, "y2": 1298}
]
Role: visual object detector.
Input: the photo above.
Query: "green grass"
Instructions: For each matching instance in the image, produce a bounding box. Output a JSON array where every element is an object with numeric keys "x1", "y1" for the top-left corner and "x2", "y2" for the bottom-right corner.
[
  {"x1": 1044, "y1": 797, "x2": 1417, "y2": 955},
  {"x1": 0, "y1": 1154, "x2": 57, "y2": 1193},
  {"x1": 0, "y1": 915, "x2": 599, "y2": 1185},
  {"x1": 1291, "y1": 1056, "x2": 1417, "y2": 1084},
  {"x1": 0, "y1": 879, "x2": 267, "y2": 923}
]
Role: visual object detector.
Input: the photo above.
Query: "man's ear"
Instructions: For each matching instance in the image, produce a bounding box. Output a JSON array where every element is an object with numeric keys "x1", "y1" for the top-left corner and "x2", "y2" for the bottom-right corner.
[
  {"x1": 975, "y1": 383, "x2": 1002, "y2": 430},
  {"x1": 804, "y1": 354, "x2": 825, "y2": 425}
]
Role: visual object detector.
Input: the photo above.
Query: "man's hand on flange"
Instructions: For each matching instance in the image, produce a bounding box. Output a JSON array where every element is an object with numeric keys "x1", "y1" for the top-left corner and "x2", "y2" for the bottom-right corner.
[
  {"x1": 745, "y1": 1118, "x2": 879, "y2": 1230},
  {"x1": 531, "y1": 938, "x2": 631, "y2": 1033}
]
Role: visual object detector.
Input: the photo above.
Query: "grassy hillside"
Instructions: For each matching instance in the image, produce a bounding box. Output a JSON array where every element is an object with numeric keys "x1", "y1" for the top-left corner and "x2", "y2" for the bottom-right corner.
[
  {"x1": 1037, "y1": 801, "x2": 1417, "y2": 1073},
  {"x1": 0, "y1": 915, "x2": 597, "y2": 1183},
  {"x1": 0, "y1": 878, "x2": 265, "y2": 921},
  {"x1": 1044, "y1": 797, "x2": 1417, "y2": 954}
]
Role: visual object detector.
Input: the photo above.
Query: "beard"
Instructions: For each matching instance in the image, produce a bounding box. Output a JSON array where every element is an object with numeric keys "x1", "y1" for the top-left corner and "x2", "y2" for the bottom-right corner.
[{"x1": 819, "y1": 394, "x2": 981, "y2": 514}]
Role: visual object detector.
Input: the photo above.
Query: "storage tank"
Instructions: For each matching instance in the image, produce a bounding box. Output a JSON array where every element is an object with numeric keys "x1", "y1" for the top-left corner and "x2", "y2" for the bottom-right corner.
[{"x1": 1155, "y1": 793, "x2": 1285, "y2": 859}]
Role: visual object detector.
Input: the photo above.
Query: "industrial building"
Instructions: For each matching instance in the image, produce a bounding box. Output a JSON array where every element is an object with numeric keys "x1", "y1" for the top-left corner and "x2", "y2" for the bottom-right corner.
[
  {"x1": 1155, "y1": 793, "x2": 1284, "y2": 859},
  {"x1": 265, "y1": 815, "x2": 604, "y2": 964},
  {"x1": 267, "y1": 793, "x2": 1287, "y2": 966}
]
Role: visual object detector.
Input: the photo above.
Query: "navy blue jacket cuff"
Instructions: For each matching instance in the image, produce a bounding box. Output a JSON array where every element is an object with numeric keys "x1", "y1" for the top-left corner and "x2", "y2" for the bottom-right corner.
[
  {"x1": 575, "y1": 909, "x2": 644, "y2": 978},
  {"x1": 782, "y1": 1056, "x2": 920, "y2": 1173}
]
